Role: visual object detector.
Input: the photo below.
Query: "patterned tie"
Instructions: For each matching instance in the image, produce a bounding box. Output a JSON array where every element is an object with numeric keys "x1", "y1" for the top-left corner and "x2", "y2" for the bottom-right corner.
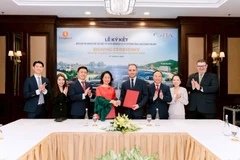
[
  {"x1": 38, "y1": 77, "x2": 44, "y2": 104},
  {"x1": 199, "y1": 74, "x2": 203, "y2": 84},
  {"x1": 156, "y1": 85, "x2": 159, "y2": 92},
  {"x1": 131, "y1": 79, "x2": 134, "y2": 89},
  {"x1": 81, "y1": 81, "x2": 86, "y2": 91}
]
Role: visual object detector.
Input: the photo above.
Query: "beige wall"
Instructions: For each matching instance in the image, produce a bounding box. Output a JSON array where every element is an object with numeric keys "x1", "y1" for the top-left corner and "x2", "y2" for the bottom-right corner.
[
  {"x1": 0, "y1": 36, "x2": 6, "y2": 94},
  {"x1": 228, "y1": 38, "x2": 240, "y2": 94},
  {"x1": 188, "y1": 37, "x2": 204, "y2": 75},
  {"x1": 30, "y1": 36, "x2": 47, "y2": 77}
]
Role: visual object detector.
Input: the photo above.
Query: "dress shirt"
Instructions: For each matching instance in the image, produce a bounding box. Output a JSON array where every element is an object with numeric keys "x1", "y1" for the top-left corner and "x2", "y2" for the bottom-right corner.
[
  {"x1": 34, "y1": 74, "x2": 48, "y2": 95},
  {"x1": 129, "y1": 77, "x2": 137, "y2": 88}
]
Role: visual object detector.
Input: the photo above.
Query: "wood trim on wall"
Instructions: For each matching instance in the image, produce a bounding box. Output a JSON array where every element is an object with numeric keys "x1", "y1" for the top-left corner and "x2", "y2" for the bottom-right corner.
[{"x1": 1, "y1": 15, "x2": 240, "y2": 123}]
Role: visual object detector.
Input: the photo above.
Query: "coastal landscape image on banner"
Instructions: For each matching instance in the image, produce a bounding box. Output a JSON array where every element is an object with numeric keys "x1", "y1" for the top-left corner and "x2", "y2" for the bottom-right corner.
[{"x1": 57, "y1": 28, "x2": 178, "y2": 98}]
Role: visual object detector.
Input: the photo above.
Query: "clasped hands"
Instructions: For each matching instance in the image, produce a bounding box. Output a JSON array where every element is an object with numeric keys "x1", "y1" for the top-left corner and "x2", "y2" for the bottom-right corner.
[
  {"x1": 38, "y1": 82, "x2": 47, "y2": 92},
  {"x1": 191, "y1": 79, "x2": 201, "y2": 90},
  {"x1": 153, "y1": 90, "x2": 163, "y2": 100},
  {"x1": 175, "y1": 93, "x2": 182, "y2": 101},
  {"x1": 110, "y1": 100, "x2": 121, "y2": 107},
  {"x1": 84, "y1": 87, "x2": 92, "y2": 97},
  {"x1": 63, "y1": 87, "x2": 68, "y2": 96}
]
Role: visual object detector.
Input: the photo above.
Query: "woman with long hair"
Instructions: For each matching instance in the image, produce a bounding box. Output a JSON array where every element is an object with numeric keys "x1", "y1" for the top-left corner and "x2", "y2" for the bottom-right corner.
[{"x1": 51, "y1": 73, "x2": 69, "y2": 118}]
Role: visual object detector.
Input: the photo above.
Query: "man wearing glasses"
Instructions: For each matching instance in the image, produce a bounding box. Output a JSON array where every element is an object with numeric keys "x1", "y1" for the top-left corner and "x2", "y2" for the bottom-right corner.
[{"x1": 186, "y1": 59, "x2": 219, "y2": 119}]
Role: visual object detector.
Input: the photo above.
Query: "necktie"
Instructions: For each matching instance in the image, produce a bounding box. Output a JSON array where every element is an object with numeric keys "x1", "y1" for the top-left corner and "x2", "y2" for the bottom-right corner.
[
  {"x1": 131, "y1": 79, "x2": 134, "y2": 89},
  {"x1": 81, "y1": 81, "x2": 86, "y2": 91},
  {"x1": 156, "y1": 85, "x2": 159, "y2": 92},
  {"x1": 199, "y1": 74, "x2": 203, "y2": 84},
  {"x1": 38, "y1": 77, "x2": 44, "y2": 104}
]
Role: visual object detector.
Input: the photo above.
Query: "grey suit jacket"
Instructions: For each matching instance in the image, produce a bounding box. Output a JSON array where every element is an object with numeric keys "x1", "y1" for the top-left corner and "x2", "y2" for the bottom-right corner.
[{"x1": 186, "y1": 72, "x2": 218, "y2": 113}]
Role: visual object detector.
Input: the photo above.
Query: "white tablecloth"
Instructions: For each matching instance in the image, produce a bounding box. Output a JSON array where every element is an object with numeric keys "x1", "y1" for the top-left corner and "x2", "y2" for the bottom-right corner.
[{"x1": 0, "y1": 119, "x2": 239, "y2": 160}]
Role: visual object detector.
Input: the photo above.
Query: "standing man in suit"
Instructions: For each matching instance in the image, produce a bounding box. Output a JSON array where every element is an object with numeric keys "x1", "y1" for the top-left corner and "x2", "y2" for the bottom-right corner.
[
  {"x1": 23, "y1": 61, "x2": 50, "y2": 118},
  {"x1": 69, "y1": 66, "x2": 94, "y2": 119},
  {"x1": 119, "y1": 64, "x2": 148, "y2": 119},
  {"x1": 148, "y1": 71, "x2": 172, "y2": 119},
  {"x1": 186, "y1": 59, "x2": 219, "y2": 119}
]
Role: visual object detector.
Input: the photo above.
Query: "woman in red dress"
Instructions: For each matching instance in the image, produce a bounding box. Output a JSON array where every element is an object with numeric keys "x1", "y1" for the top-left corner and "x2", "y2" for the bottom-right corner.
[{"x1": 95, "y1": 71, "x2": 120, "y2": 120}]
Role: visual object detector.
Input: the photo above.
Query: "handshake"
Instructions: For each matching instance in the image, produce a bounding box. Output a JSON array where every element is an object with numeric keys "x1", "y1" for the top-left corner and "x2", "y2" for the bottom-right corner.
[{"x1": 110, "y1": 100, "x2": 121, "y2": 107}]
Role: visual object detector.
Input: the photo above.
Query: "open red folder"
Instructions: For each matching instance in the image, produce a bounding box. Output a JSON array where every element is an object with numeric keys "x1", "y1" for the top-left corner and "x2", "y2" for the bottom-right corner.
[{"x1": 123, "y1": 90, "x2": 139, "y2": 108}]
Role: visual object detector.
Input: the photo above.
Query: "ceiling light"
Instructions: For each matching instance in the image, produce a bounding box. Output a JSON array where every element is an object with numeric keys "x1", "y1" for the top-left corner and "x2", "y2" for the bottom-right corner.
[
  {"x1": 85, "y1": 11, "x2": 91, "y2": 15},
  {"x1": 144, "y1": 12, "x2": 150, "y2": 15},
  {"x1": 104, "y1": 0, "x2": 136, "y2": 15}
]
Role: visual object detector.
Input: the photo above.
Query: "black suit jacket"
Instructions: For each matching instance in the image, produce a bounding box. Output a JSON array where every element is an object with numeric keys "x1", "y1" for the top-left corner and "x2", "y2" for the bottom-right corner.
[
  {"x1": 50, "y1": 88, "x2": 70, "y2": 118},
  {"x1": 23, "y1": 75, "x2": 50, "y2": 113},
  {"x1": 120, "y1": 78, "x2": 148, "y2": 118},
  {"x1": 69, "y1": 80, "x2": 94, "y2": 117},
  {"x1": 147, "y1": 83, "x2": 172, "y2": 119},
  {"x1": 186, "y1": 72, "x2": 218, "y2": 113}
]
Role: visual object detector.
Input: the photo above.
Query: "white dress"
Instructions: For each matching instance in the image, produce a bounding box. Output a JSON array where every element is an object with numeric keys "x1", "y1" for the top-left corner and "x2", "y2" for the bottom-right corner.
[{"x1": 168, "y1": 87, "x2": 189, "y2": 119}]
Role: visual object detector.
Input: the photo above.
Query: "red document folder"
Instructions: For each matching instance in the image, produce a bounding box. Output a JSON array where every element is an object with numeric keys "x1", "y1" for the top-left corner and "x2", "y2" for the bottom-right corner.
[{"x1": 123, "y1": 90, "x2": 139, "y2": 108}]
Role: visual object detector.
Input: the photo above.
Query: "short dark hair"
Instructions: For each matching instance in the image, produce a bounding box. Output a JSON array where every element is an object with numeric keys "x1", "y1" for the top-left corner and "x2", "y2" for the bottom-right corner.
[
  {"x1": 197, "y1": 59, "x2": 207, "y2": 64},
  {"x1": 153, "y1": 70, "x2": 162, "y2": 76},
  {"x1": 77, "y1": 66, "x2": 88, "y2": 72},
  {"x1": 33, "y1": 61, "x2": 44, "y2": 67},
  {"x1": 100, "y1": 71, "x2": 114, "y2": 86},
  {"x1": 128, "y1": 63, "x2": 138, "y2": 69}
]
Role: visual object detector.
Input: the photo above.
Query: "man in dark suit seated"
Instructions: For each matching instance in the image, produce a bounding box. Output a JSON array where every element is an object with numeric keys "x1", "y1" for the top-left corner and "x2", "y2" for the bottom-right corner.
[
  {"x1": 186, "y1": 59, "x2": 219, "y2": 119},
  {"x1": 69, "y1": 66, "x2": 94, "y2": 119},
  {"x1": 23, "y1": 61, "x2": 50, "y2": 118},
  {"x1": 147, "y1": 71, "x2": 172, "y2": 119},
  {"x1": 119, "y1": 64, "x2": 148, "y2": 119}
]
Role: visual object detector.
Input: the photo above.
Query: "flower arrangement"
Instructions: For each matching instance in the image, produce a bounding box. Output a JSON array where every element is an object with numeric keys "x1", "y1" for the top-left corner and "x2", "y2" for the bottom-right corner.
[
  {"x1": 102, "y1": 114, "x2": 141, "y2": 133},
  {"x1": 95, "y1": 146, "x2": 158, "y2": 160}
]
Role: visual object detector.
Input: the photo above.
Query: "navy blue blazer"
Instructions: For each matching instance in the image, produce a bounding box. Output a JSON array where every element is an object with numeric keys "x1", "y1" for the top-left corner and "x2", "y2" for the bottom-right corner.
[
  {"x1": 186, "y1": 72, "x2": 218, "y2": 114},
  {"x1": 120, "y1": 78, "x2": 148, "y2": 118},
  {"x1": 147, "y1": 83, "x2": 172, "y2": 119},
  {"x1": 23, "y1": 76, "x2": 50, "y2": 113},
  {"x1": 69, "y1": 80, "x2": 94, "y2": 116}
]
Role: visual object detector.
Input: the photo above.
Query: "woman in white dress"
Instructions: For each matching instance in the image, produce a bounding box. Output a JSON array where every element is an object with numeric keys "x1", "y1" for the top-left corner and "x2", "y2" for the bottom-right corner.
[{"x1": 168, "y1": 74, "x2": 189, "y2": 119}]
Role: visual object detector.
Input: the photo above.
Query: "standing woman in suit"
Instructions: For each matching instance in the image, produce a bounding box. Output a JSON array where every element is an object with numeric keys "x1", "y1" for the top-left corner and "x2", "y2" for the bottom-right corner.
[
  {"x1": 23, "y1": 61, "x2": 50, "y2": 118},
  {"x1": 147, "y1": 71, "x2": 172, "y2": 119},
  {"x1": 94, "y1": 71, "x2": 120, "y2": 121},
  {"x1": 168, "y1": 74, "x2": 188, "y2": 119},
  {"x1": 50, "y1": 73, "x2": 69, "y2": 118}
]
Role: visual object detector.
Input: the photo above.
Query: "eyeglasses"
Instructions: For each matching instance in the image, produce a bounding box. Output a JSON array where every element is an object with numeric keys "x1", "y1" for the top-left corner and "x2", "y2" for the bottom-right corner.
[{"x1": 197, "y1": 65, "x2": 206, "y2": 68}]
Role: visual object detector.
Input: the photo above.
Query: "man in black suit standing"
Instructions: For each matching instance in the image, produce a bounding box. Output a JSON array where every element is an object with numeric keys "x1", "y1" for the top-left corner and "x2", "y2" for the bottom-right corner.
[
  {"x1": 69, "y1": 66, "x2": 94, "y2": 119},
  {"x1": 119, "y1": 64, "x2": 148, "y2": 119},
  {"x1": 148, "y1": 71, "x2": 172, "y2": 119},
  {"x1": 186, "y1": 59, "x2": 219, "y2": 119},
  {"x1": 23, "y1": 61, "x2": 50, "y2": 118}
]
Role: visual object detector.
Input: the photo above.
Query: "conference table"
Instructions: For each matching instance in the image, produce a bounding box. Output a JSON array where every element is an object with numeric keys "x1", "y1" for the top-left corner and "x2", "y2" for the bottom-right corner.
[{"x1": 0, "y1": 119, "x2": 239, "y2": 160}]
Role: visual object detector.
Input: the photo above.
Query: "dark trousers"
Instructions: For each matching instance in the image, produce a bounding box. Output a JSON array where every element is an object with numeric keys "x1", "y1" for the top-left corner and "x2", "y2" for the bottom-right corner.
[
  {"x1": 187, "y1": 109, "x2": 216, "y2": 119},
  {"x1": 123, "y1": 109, "x2": 142, "y2": 119},
  {"x1": 28, "y1": 104, "x2": 48, "y2": 118},
  {"x1": 72, "y1": 115, "x2": 84, "y2": 119}
]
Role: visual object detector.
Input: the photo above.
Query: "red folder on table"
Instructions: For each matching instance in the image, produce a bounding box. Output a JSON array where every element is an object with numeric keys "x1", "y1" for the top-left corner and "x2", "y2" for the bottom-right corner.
[{"x1": 123, "y1": 90, "x2": 139, "y2": 108}]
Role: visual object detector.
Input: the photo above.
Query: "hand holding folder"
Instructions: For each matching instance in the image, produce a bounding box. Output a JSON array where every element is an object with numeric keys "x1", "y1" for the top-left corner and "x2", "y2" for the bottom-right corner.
[{"x1": 123, "y1": 90, "x2": 139, "y2": 108}]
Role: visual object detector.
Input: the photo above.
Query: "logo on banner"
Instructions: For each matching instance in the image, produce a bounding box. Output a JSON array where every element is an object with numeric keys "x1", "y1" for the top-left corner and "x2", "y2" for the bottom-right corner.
[
  {"x1": 59, "y1": 31, "x2": 72, "y2": 40},
  {"x1": 153, "y1": 33, "x2": 173, "y2": 38},
  {"x1": 62, "y1": 31, "x2": 68, "y2": 37}
]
